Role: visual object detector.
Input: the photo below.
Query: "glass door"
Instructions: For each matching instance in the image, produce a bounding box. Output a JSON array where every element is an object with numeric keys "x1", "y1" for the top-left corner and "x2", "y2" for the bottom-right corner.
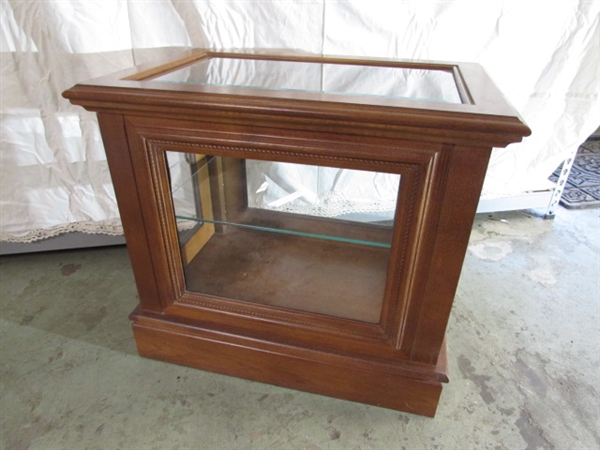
[{"x1": 167, "y1": 151, "x2": 401, "y2": 323}]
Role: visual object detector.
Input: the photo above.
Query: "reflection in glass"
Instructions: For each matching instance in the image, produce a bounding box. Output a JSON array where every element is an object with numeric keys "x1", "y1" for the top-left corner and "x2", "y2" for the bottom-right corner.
[
  {"x1": 154, "y1": 57, "x2": 461, "y2": 104},
  {"x1": 167, "y1": 152, "x2": 402, "y2": 323}
]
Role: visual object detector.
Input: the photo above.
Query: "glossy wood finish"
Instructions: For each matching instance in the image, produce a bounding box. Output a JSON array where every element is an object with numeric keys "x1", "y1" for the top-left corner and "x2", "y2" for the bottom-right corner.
[{"x1": 63, "y1": 51, "x2": 530, "y2": 417}]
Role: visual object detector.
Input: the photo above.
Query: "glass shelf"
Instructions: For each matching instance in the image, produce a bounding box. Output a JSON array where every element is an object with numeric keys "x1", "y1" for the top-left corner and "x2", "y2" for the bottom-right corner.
[
  {"x1": 153, "y1": 57, "x2": 462, "y2": 104},
  {"x1": 168, "y1": 152, "x2": 400, "y2": 248}
]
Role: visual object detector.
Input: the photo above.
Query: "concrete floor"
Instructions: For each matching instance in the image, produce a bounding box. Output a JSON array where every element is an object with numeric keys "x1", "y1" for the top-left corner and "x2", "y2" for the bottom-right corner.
[{"x1": 1, "y1": 208, "x2": 598, "y2": 449}]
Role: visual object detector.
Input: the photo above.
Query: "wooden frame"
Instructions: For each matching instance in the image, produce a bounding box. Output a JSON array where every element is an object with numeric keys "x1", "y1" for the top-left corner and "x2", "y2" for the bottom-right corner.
[
  {"x1": 64, "y1": 50, "x2": 530, "y2": 417},
  {"x1": 175, "y1": 154, "x2": 216, "y2": 265}
]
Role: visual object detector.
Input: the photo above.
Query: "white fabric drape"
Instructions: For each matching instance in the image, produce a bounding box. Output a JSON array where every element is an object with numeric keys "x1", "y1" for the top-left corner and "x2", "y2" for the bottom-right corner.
[{"x1": 1, "y1": 0, "x2": 598, "y2": 241}]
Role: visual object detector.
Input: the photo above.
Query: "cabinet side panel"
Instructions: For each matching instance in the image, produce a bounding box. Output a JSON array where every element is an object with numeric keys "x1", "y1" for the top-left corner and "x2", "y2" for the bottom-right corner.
[
  {"x1": 406, "y1": 145, "x2": 492, "y2": 364},
  {"x1": 96, "y1": 113, "x2": 162, "y2": 312}
]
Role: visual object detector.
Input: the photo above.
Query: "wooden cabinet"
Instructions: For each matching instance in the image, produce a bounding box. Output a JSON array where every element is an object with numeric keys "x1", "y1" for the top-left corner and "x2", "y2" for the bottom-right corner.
[{"x1": 64, "y1": 50, "x2": 530, "y2": 417}]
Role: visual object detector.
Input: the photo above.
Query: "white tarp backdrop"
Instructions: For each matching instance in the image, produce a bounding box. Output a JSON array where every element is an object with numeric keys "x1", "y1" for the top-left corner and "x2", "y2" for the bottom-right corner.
[{"x1": 1, "y1": 0, "x2": 599, "y2": 242}]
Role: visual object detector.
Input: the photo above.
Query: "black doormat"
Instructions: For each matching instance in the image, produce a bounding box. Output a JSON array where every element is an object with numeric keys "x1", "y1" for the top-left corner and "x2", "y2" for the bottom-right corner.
[{"x1": 550, "y1": 139, "x2": 600, "y2": 209}]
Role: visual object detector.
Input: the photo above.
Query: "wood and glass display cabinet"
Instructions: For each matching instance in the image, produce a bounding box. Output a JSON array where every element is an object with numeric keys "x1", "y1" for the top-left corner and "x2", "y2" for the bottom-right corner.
[{"x1": 63, "y1": 50, "x2": 530, "y2": 417}]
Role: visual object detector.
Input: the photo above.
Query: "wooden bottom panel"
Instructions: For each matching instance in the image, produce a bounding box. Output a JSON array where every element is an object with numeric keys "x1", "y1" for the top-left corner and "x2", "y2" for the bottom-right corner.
[
  {"x1": 183, "y1": 227, "x2": 390, "y2": 323},
  {"x1": 131, "y1": 312, "x2": 444, "y2": 417}
]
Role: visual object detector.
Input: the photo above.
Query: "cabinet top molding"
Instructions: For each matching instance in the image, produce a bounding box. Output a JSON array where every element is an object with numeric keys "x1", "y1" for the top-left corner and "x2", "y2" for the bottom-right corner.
[{"x1": 63, "y1": 49, "x2": 531, "y2": 147}]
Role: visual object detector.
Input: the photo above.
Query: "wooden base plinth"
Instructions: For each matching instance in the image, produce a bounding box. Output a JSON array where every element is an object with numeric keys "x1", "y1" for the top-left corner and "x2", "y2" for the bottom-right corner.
[{"x1": 131, "y1": 310, "x2": 446, "y2": 417}]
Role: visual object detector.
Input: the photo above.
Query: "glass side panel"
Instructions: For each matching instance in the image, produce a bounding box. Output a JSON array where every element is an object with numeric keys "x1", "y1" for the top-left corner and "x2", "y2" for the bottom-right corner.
[
  {"x1": 167, "y1": 151, "x2": 401, "y2": 323},
  {"x1": 153, "y1": 57, "x2": 461, "y2": 104}
]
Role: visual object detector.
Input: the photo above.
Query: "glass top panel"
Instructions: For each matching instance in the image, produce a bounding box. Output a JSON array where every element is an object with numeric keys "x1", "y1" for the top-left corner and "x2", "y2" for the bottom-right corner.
[{"x1": 153, "y1": 57, "x2": 462, "y2": 104}]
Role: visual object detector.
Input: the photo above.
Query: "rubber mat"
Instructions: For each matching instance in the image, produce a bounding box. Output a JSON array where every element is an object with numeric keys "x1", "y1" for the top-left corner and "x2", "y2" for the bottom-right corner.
[{"x1": 550, "y1": 139, "x2": 600, "y2": 209}]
